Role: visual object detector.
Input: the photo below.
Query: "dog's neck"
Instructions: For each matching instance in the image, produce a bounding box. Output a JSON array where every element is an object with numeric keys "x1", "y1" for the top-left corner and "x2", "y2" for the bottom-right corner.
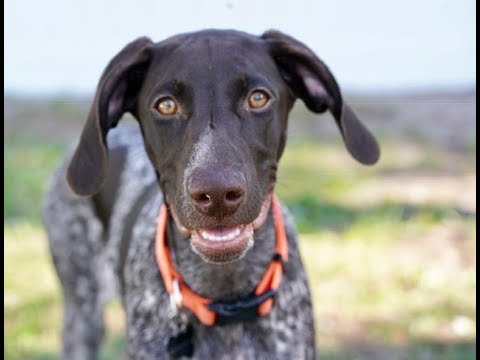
[{"x1": 166, "y1": 211, "x2": 276, "y2": 301}]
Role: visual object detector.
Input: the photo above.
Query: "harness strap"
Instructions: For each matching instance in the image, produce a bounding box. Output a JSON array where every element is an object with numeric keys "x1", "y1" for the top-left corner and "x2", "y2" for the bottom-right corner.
[{"x1": 155, "y1": 193, "x2": 288, "y2": 326}]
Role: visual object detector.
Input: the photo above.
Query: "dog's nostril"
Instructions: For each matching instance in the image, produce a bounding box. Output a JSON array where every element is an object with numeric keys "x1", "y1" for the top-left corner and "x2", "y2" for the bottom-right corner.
[
  {"x1": 193, "y1": 193, "x2": 211, "y2": 204},
  {"x1": 226, "y1": 190, "x2": 244, "y2": 202}
]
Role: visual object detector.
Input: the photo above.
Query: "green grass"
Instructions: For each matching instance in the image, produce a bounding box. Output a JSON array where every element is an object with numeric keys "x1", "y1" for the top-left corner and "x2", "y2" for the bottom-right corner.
[
  {"x1": 4, "y1": 136, "x2": 64, "y2": 223},
  {"x1": 4, "y1": 223, "x2": 61, "y2": 359},
  {"x1": 4, "y1": 221, "x2": 475, "y2": 359},
  {"x1": 4, "y1": 110, "x2": 476, "y2": 359}
]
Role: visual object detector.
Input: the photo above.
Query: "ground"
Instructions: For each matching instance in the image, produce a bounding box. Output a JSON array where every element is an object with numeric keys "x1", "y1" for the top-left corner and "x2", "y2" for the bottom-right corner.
[{"x1": 4, "y1": 89, "x2": 476, "y2": 359}]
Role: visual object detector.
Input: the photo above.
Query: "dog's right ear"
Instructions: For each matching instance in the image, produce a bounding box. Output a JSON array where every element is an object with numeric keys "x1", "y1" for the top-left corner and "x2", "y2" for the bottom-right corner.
[{"x1": 67, "y1": 37, "x2": 153, "y2": 196}]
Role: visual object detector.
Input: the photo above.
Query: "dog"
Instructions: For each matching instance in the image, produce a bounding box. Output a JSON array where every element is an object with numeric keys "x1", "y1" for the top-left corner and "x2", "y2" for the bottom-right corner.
[{"x1": 43, "y1": 29, "x2": 379, "y2": 359}]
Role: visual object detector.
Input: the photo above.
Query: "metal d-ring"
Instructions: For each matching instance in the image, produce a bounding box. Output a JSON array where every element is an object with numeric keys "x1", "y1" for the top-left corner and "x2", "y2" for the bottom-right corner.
[
  {"x1": 168, "y1": 279, "x2": 189, "y2": 334},
  {"x1": 169, "y1": 278, "x2": 183, "y2": 316}
]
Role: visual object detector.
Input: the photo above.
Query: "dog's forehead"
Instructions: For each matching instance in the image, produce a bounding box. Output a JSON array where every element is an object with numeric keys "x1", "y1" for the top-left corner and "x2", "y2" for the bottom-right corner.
[
  {"x1": 147, "y1": 30, "x2": 275, "y2": 80},
  {"x1": 162, "y1": 29, "x2": 262, "y2": 47}
]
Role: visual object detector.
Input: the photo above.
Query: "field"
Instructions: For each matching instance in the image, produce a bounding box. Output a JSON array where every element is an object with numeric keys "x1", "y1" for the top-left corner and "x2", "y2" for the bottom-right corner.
[{"x1": 4, "y1": 91, "x2": 476, "y2": 359}]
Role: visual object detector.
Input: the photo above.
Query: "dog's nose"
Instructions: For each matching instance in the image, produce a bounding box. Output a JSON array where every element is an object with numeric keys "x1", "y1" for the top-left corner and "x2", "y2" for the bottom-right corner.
[{"x1": 188, "y1": 169, "x2": 246, "y2": 216}]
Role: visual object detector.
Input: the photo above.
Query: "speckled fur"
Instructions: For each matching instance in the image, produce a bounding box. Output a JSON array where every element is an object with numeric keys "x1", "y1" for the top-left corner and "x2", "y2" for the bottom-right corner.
[
  {"x1": 42, "y1": 28, "x2": 380, "y2": 360},
  {"x1": 43, "y1": 125, "x2": 315, "y2": 359}
]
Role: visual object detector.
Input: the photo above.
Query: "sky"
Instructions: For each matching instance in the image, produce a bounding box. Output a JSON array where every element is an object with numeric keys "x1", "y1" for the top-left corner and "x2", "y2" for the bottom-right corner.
[{"x1": 4, "y1": 0, "x2": 476, "y2": 95}]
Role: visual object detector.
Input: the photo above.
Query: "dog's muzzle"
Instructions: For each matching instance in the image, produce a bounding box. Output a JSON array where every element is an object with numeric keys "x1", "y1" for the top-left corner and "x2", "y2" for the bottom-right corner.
[{"x1": 171, "y1": 191, "x2": 272, "y2": 264}]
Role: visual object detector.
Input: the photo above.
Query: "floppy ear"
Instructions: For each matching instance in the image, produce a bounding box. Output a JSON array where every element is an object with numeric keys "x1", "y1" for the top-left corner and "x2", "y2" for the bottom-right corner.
[
  {"x1": 66, "y1": 37, "x2": 153, "y2": 196},
  {"x1": 261, "y1": 30, "x2": 380, "y2": 165}
]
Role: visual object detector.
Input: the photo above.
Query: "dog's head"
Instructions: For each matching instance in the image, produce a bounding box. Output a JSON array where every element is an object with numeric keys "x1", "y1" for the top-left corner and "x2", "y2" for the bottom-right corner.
[{"x1": 67, "y1": 29, "x2": 379, "y2": 264}]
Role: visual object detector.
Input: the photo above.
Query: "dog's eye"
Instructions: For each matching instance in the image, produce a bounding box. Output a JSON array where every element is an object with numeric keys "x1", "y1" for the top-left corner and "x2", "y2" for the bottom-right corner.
[
  {"x1": 155, "y1": 97, "x2": 178, "y2": 116},
  {"x1": 248, "y1": 90, "x2": 269, "y2": 109}
]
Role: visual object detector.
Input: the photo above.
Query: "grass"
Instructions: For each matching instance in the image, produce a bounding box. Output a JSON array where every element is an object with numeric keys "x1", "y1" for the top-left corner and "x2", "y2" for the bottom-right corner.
[
  {"x1": 4, "y1": 137, "x2": 64, "y2": 223},
  {"x1": 4, "y1": 224, "x2": 61, "y2": 359},
  {"x1": 4, "y1": 97, "x2": 476, "y2": 359},
  {"x1": 4, "y1": 220, "x2": 475, "y2": 359}
]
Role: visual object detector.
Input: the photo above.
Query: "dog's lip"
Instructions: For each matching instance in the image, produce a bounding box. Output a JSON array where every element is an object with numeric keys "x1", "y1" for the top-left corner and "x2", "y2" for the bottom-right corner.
[
  {"x1": 170, "y1": 210, "x2": 191, "y2": 237},
  {"x1": 170, "y1": 191, "x2": 273, "y2": 264},
  {"x1": 198, "y1": 225, "x2": 245, "y2": 242},
  {"x1": 191, "y1": 225, "x2": 254, "y2": 264}
]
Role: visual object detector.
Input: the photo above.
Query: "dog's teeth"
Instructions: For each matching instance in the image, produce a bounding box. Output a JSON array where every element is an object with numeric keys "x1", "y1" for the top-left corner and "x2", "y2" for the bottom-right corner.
[{"x1": 200, "y1": 227, "x2": 241, "y2": 241}]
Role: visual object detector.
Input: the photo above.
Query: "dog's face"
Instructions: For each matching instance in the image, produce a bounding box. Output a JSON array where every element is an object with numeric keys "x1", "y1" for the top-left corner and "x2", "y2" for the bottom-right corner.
[
  {"x1": 66, "y1": 29, "x2": 379, "y2": 264},
  {"x1": 136, "y1": 31, "x2": 293, "y2": 263}
]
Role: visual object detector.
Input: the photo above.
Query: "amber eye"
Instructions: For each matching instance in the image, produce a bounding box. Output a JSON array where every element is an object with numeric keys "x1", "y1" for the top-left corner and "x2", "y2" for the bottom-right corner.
[
  {"x1": 155, "y1": 97, "x2": 178, "y2": 115},
  {"x1": 248, "y1": 90, "x2": 269, "y2": 109}
]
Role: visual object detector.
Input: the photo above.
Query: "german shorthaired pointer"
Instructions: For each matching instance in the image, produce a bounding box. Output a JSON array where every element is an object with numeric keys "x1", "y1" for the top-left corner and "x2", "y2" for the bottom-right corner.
[{"x1": 43, "y1": 29, "x2": 379, "y2": 359}]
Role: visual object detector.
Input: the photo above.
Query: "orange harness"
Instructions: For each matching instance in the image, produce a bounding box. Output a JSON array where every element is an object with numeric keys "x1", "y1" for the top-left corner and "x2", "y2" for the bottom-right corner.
[{"x1": 155, "y1": 193, "x2": 288, "y2": 326}]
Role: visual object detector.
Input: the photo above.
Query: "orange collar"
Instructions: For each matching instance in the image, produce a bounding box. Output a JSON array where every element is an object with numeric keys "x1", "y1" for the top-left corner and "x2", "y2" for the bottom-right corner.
[{"x1": 155, "y1": 193, "x2": 288, "y2": 326}]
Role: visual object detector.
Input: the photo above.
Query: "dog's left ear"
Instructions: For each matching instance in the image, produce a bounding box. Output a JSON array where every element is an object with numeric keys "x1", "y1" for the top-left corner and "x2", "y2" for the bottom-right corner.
[{"x1": 262, "y1": 30, "x2": 380, "y2": 165}]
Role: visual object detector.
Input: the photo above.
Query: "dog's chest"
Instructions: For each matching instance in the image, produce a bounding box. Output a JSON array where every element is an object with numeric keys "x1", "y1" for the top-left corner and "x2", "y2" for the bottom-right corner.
[{"x1": 120, "y1": 197, "x2": 314, "y2": 359}]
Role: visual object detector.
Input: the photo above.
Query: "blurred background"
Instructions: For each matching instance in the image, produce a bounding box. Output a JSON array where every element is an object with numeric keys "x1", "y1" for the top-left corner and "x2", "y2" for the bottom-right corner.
[{"x1": 4, "y1": 0, "x2": 476, "y2": 359}]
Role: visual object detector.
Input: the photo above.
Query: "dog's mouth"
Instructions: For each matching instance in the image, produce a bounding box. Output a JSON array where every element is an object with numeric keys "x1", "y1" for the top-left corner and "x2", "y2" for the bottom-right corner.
[{"x1": 171, "y1": 191, "x2": 272, "y2": 264}]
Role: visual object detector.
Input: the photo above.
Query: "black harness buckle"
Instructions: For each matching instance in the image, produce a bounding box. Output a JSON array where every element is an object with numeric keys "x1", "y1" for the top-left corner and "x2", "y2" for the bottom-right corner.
[{"x1": 207, "y1": 289, "x2": 277, "y2": 326}]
